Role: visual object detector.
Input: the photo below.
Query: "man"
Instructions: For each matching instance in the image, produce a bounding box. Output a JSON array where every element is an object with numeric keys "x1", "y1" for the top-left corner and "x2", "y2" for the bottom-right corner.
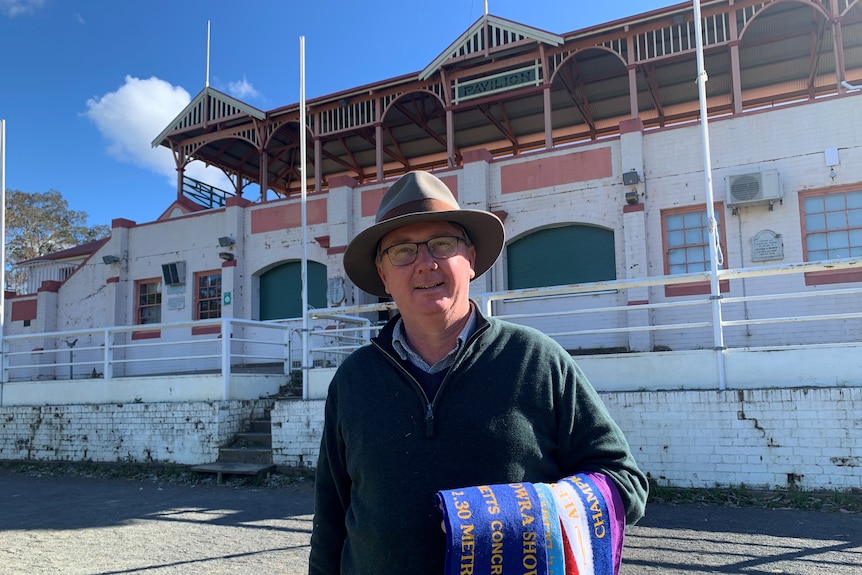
[{"x1": 309, "y1": 171, "x2": 647, "y2": 574}]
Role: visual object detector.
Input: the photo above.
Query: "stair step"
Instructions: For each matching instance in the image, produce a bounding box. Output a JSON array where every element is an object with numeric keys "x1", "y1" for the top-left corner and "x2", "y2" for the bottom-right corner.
[
  {"x1": 191, "y1": 462, "x2": 276, "y2": 483},
  {"x1": 249, "y1": 420, "x2": 272, "y2": 433},
  {"x1": 218, "y1": 447, "x2": 273, "y2": 464},
  {"x1": 234, "y1": 432, "x2": 272, "y2": 447}
]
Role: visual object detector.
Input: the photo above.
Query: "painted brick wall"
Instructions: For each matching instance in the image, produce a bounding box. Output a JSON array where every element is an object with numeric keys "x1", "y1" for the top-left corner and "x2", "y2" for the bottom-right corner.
[
  {"x1": 639, "y1": 96, "x2": 862, "y2": 350},
  {"x1": 603, "y1": 387, "x2": 862, "y2": 491},
  {"x1": 0, "y1": 400, "x2": 269, "y2": 465},
  {"x1": 1, "y1": 389, "x2": 859, "y2": 492},
  {"x1": 266, "y1": 388, "x2": 862, "y2": 492},
  {"x1": 9, "y1": 96, "x2": 861, "y2": 355},
  {"x1": 270, "y1": 399, "x2": 326, "y2": 469}
]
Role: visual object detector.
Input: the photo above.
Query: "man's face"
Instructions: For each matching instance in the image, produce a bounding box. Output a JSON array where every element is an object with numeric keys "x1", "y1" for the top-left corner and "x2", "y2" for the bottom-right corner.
[{"x1": 376, "y1": 220, "x2": 477, "y2": 324}]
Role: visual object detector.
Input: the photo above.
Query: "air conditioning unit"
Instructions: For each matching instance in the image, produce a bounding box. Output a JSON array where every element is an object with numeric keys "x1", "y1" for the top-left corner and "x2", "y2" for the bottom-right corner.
[
  {"x1": 161, "y1": 261, "x2": 187, "y2": 286},
  {"x1": 726, "y1": 170, "x2": 782, "y2": 208}
]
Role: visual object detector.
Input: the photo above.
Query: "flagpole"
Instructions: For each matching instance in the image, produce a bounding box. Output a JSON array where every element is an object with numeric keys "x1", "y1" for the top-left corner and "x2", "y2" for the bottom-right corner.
[
  {"x1": 692, "y1": 0, "x2": 726, "y2": 390},
  {"x1": 1, "y1": 119, "x2": 6, "y2": 401},
  {"x1": 205, "y1": 21, "x2": 211, "y2": 88},
  {"x1": 299, "y1": 37, "x2": 310, "y2": 400}
]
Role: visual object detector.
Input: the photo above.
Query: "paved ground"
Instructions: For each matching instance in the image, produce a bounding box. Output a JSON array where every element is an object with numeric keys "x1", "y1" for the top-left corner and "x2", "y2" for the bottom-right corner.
[{"x1": 1, "y1": 467, "x2": 860, "y2": 574}]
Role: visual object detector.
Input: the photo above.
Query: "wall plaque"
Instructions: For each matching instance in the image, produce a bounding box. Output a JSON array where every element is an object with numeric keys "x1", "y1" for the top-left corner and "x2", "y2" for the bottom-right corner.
[{"x1": 751, "y1": 229, "x2": 783, "y2": 262}]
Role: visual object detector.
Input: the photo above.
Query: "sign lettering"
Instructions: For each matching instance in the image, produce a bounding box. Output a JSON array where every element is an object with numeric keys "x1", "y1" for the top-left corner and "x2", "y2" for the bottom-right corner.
[{"x1": 457, "y1": 68, "x2": 537, "y2": 101}]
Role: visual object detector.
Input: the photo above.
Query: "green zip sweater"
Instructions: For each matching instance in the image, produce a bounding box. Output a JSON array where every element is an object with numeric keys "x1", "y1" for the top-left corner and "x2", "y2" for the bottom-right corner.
[{"x1": 309, "y1": 309, "x2": 647, "y2": 575}]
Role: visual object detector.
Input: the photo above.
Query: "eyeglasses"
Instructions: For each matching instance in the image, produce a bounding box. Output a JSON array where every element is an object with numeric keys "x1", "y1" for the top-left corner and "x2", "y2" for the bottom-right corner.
[{"x1": 379, "y1": 236, "x2": 466, "y2": 266}]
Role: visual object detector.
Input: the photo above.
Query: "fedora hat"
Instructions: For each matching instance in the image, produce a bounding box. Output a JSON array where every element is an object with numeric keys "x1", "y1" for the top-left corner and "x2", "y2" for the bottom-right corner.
[{"x1": 343, "y1": 171, "x2": 505, "y2": 297}]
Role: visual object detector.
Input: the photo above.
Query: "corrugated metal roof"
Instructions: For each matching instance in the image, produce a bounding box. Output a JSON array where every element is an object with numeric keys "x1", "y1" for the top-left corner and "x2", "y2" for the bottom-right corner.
[{"x1": 151, "y1": 0, "x2": 862, "y2": 199}]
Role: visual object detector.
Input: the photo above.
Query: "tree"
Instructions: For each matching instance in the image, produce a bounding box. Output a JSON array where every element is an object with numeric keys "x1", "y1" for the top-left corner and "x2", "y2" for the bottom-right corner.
[{"x1": 4, "y1": 189, "x2": 111, "y2": 292}]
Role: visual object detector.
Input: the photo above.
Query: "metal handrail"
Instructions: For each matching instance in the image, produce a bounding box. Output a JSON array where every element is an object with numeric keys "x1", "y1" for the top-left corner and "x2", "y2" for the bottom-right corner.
[
  {"x1": 1, "y1": 258, "x2": 860, "y2": 393},
  {"x1": 182, "y1": 175, "x2": 234, "y2": 209},
  {"x1": 0, "y1": 318, "x2": 297, "y2": 384}
]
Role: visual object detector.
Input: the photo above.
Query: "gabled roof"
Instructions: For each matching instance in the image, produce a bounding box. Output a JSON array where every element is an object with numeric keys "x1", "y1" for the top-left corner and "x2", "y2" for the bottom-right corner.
[
  {"x1": 151, "y1": 86, "x2": 266, "y2": 148},
  {"x1": 156, "y1": 195, "x2": 209, "y2": 221},
  {"x1": 419, "y1": 14, "x2": 564, "y2": 81},
  {"x1": 146, "y1": 2, "x2": 862, "y2": 198},
  {"x1": 17, "y1": 238, "x2": 109, "y2": 266}
]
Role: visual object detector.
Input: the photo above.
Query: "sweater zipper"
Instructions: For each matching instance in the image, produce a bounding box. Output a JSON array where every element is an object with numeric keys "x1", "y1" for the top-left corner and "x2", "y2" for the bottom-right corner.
[
  {"x1": 371, "y1": 320, "x2": 490, "y2": 438},
  {"x1": 424, "y1": 402, "x2": 435, "y2": 437},
  {"x1": 372, "y1": 343, "x2": 437, "y2": 436}
]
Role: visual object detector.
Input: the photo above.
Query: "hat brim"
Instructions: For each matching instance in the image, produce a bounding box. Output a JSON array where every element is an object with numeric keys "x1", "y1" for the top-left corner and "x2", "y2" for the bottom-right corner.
[{"x1": 343, "y1": 209, "x2": 505, "y2": 298}]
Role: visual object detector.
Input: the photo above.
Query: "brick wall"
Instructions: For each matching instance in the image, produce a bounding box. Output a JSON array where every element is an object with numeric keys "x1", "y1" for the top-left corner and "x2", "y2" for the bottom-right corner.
[
  {"x1": 604, "y1": 387, "x2": 862, "y2": 491},
  {"x1": 0, "y1": 400, "x2": 270, "y2": 465},
  {"x1": 270, "y1": 399, "x2": 326, "y2": 469},
  {"x1": 267, "y1": 388, "x2": 862, "y2": 492},
  {"x1": 2, "y1": 389, "x2": 859, "y2": 492}
]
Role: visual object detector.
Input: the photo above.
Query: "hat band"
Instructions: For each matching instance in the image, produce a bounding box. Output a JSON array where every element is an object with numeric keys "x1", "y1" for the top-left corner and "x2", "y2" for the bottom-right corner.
[{"x1": 378, "y1": 198, "x2": 457, "y2": 222}]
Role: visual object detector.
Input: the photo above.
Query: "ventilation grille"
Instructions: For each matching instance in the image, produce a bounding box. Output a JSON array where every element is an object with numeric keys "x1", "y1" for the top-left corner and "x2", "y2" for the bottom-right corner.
[{"x1": 726, "y1": 171, "x2": 781, "y2": 206}]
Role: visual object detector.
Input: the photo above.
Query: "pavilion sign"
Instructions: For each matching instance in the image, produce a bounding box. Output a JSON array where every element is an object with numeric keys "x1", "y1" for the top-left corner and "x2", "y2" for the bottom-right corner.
[{"x1": 454, "y1": 63, "x2": 540, "y2": 103}]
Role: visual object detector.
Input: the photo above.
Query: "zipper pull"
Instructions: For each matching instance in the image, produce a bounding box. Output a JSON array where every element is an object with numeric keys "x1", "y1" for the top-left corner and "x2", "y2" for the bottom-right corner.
[{"x1": 425, "y1": 403, "x2": 435, "y2": 437}]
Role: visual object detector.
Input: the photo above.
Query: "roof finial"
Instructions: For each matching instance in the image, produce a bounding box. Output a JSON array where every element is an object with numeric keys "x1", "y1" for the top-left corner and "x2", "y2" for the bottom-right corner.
[{"x1": 484, "y1": 0, "x2": 488, "y2": 15}]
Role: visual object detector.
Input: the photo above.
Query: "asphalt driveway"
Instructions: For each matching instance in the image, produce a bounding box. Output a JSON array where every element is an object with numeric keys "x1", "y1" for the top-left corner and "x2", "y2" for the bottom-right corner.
[{"x1": 1, "y1": 467, "x2": 859, "y2": 574}]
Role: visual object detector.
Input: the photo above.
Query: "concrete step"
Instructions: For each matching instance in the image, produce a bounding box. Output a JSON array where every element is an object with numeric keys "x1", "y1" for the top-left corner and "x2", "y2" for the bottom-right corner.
[
  {"x1": 249, "y1": 419, "x2": 272, "y2": 433},
  {"x1": 234, "y1": 432, "x2": 272, "y2": 448},
  {"x1": 218, "y1": 447, "x2": 273, "y2": 464},
  {"x1": 191, "y1": 462, "x2": 276, "y2": 483}
]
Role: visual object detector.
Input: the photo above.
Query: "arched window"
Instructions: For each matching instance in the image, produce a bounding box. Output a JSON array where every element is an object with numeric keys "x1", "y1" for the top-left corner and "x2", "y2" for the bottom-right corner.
[
  {"x1": 507, "y1": 225, "x2": 616, "y2": 289},
  {"x1": 259, "y1": 261, "x2": 327, "y2": 320}
]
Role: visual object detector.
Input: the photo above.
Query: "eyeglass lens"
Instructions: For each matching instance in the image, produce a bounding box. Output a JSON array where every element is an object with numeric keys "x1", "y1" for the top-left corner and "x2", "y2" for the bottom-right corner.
[{"x1": 383, "y1": 236, "x2": 463, "y2": 265}]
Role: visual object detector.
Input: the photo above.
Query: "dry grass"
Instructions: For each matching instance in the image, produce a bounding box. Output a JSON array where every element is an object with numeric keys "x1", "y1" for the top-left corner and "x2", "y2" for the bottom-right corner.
[{"x1": 648, "y1": 481, "x2": 862, "y2": 513}]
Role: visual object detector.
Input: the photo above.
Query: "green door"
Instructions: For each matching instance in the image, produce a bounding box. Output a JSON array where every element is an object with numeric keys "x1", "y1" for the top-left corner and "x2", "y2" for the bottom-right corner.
[
  {"x1": 259, "y1": 261, "x2": 327, "y2": 320},
  {"x1": 507, "y1": 225, "x2": 616, "y2": 289}
]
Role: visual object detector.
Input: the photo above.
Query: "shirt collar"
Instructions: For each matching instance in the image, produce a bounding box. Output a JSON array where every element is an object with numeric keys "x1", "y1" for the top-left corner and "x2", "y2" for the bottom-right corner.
[{"x1": 392, "y1": 305, "x2": 477, "y2": 373}]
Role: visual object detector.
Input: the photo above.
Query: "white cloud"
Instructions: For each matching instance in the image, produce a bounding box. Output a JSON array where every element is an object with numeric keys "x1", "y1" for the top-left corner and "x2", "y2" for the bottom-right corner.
[
  {"x1": 226, "y1": 76, "x2": 259, "y2": 100},
  {"x1": 84, "y1": 75, "x2": 233, "y2": 192},
  {"x1": 0, "y1": 0, "x2": 46, "y2": 16}
]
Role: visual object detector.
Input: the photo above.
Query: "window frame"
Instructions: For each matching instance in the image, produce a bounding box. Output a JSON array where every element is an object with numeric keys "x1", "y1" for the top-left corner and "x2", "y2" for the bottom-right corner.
[
  {"x1": 194, "y1": 270, "x2": 222, "y2": 321},
  {"x1": 799, "y1": 185, "x2": 862, "y2": 285},
  {"x1": 661, "y1": 204, "x2": 729, "y2": 297},
  {"x1": 135, "y1": 278, "x2": 162, "y2": 326}
]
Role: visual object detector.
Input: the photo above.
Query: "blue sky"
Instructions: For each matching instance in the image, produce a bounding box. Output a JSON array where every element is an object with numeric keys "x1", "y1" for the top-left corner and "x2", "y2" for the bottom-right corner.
[{"x1": 0, "y1": 0, "x2": 676, "y2": 229}]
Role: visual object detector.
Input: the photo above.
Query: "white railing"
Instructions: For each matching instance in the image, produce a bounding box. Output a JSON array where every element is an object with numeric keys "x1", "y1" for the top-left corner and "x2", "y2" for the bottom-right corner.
[
  {"x1": 304, "y1": 257, "x2": 862, "y2": 392},
  {"x1": 1, "y1": 258, "x2": 860, "y2": 394},
  {"x1": 0, "y1": 317, "x2": 358, "y2": 389}
]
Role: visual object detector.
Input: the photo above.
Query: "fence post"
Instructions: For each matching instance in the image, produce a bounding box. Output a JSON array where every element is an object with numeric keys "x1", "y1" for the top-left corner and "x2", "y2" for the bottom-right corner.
[
  {"x1": 283, "y1": 326, "x2": 292, "y2": 376},
  {"x1": 0, "y1": 337, "x2": 8, "y2": 384},
  {"x1": 103, "y1": 328, "x2": 113, "y2": 380},
  {"x1": 221, "y1": 319, "x2": 231, "y2": 400},
  {"x1": 0, "y1": 338, "x2": 8, "y2": 409}
]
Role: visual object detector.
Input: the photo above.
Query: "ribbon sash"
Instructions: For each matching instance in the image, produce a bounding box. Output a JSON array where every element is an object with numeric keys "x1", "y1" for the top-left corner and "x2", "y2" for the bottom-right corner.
[
  {"x1": 438, "y1": 482, "x2": 547, "y2": 575},
  {"x1": 438, "y1": 473, "x2": 623, "y2": 575}
]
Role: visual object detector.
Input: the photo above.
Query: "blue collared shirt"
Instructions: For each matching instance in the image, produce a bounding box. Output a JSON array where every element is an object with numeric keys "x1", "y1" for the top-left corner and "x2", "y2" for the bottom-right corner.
[{"x1": 392, "y1": 306, "x2": 477, "y2": 374}]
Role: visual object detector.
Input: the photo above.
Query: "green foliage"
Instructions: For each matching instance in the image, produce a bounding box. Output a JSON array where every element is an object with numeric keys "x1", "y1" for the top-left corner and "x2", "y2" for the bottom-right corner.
[{"x1": 4, "y1": 188, "x2": 110, "y2": 291}]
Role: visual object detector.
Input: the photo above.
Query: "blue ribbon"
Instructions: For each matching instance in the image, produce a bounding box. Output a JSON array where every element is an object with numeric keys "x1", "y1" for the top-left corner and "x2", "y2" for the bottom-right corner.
[
  {"x1": 561, "y1": 474, "x2": 613, "y2": 575},
  {"x1": 533, "y1": 482, "x2": 565, "y2": 575},
  {"x1": 438, "y1": 482, "x2": 548, "y2": 575}
]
